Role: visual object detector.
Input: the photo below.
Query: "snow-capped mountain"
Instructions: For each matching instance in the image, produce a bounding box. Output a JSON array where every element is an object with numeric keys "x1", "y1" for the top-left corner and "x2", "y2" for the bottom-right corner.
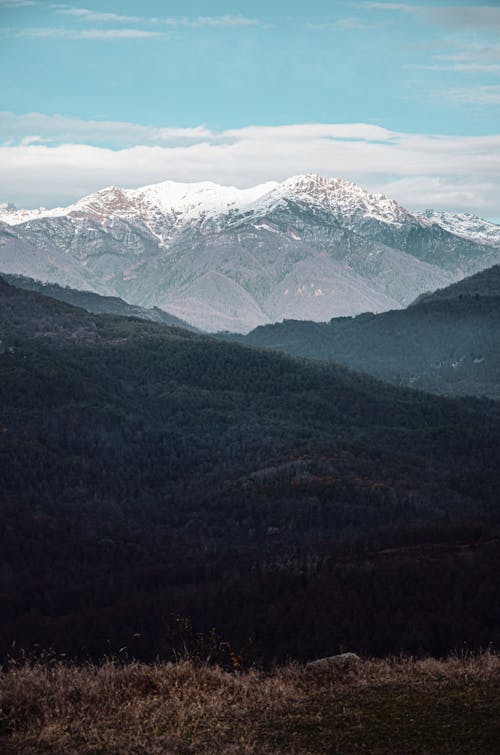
[
  {"x1": 0, "y1": 181, "x2": 279, "y2": 238},
  {"x1": 418, "y1": 210, "x2": 500, "y2": 247},
  {"x1": 249, "y1": 174, "x2": 413, "y2": 226},
  {"x1": 1, "y1": 174, "x2": 499, "y2": 332}
]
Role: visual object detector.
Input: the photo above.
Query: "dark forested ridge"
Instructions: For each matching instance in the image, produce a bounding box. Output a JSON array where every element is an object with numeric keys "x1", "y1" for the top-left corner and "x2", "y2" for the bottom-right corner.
[
  {"x1": 1, "y1": 276, "x2": 500, "y2": 663},
  {"x1": 413, "y1": 263, "x2": 500, "y2": 304},
  {"x1": 2, "y1": 271, "x2": 198, "y2": 331},
  {"x1": 225, "y1": 265, "x2": 500, "y2": 399}
]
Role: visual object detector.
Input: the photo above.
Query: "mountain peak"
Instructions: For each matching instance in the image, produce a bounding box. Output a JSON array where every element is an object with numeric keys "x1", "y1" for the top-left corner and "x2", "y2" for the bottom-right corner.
[
  {"x1": 285, "y1": 173, "x2": 338, "y2": 188},
  {"x1": 56, "y1": 186, "x2": 135, "y2": 223},
  {"x1": 255, "y1": 173, "x2": 410, "y2": 227}
]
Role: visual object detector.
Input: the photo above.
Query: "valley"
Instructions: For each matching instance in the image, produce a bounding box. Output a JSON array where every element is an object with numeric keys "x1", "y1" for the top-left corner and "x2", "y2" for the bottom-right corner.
[{"x1": 1, "y1": 276, "x2": 499, "y2": 663}]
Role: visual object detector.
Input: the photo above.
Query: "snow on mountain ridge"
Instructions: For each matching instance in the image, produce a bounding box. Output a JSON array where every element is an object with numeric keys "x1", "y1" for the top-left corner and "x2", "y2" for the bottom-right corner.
[
  {"x1": 0, "y1": 202, "x2": 67, "y2": 224},
  {"x1": 2, "y1": 174, "x2": 499, "y2": 333},
  {"x1": 2, "y1": 177, "x2": 498, "y2": 241},
  {"x1": 417, "y1": 209, "x2": 500, "y2": 247},
  {"x1": 0, "y1": 175, "x2": 415, "y2": 230},
  {"x1": 248, "y1": 174, "x2": 412, "y2": 227},
  {"x1": 128, "y1": 179, "x2": 279, "y2": 215}
]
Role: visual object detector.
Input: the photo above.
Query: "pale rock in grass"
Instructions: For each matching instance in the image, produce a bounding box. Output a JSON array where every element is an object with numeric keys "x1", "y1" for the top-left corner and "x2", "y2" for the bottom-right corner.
[{"x1": 306, "y1": 652, "x2": 361, "y2": 671}]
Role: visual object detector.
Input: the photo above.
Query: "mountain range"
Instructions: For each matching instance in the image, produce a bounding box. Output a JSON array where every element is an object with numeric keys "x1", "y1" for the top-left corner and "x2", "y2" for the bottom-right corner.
[{"x1": 2, "y1": 174, "x2": 500, "y2": 332}]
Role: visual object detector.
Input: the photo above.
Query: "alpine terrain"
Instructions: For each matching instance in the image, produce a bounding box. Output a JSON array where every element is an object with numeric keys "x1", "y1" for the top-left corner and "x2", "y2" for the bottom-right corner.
[{"x1": 2, "y1": 174, "x2": 499, "y2": 332}]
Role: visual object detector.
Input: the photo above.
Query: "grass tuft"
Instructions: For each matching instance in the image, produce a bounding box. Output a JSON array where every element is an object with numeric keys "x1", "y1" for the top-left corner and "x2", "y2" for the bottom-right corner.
[{"x1": 1, "y1": 651, "x2": 499, "y2": 753}]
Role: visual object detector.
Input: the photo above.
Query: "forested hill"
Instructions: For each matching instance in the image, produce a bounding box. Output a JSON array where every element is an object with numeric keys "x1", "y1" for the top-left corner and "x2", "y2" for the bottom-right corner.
[
  {"x1": 1, "y1": 276, "x2": 500, "y2": 662},
  {"x1": 1, "y1": 272, "x2": 198, "y2": 331},
  {"x1": 412, "y1": 263, "x2": 500, "y2": 304},
  {"x1": 225, "y1": 265, "x2": 500, "y2": 399}
]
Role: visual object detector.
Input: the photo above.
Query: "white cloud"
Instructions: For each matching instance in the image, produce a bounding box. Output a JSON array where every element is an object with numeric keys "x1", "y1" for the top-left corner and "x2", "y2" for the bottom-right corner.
[
  {"x1": 61, "y1": 27, "x2": 164, "y2": 39},
  {"x1": 441, "y1": 46, "x2": 500, "y2": 63},
  {"x1": 0, "y1": 0, "x2": 36, "y2": 6},
  {"x1": 0, "y1": 112, "x2": 214, "y2": 147},
  {"x1": 405, "y1": 36, "x2": 500, "y2": 78},
  {"x1": 435, "y1": 44, "x2": 500, "y2": 75},
  {"x1": 363, "y1": 3, "x2": 500, "y2": 31},
  {"x1": 159, "y1": 15, "x2": 260, "y2": 28},
  {"x1": 439, "y1": 85, "x2": 500, "y2": 105},
  {"x1": 419, "y1": 62, "x2": 500, "y2": 75},
  {"x1": 426, "y1": 5, "x2": 500, "y2": 32},
  {"x1": 3, "y1": 26, "x2": 165, "y2": 39},
  {"x1": 381, "y1": 175, "x2": 500, "y2": 210},
  {"x1": 47, "y1": 7, "x2": 260, "y2": 29},
  {"x1": 1, "y1": 117, "x2": 500, "y2": 218},
  {"x1": 362, "y1": 3, "x2": 414, "y2": 10},
  {"x1": 1, "y1": 14, "x2": 261, "y2": 39},
  {"x1": 307, "y1": 18, "x2": 368, "y2": 31},
  {"x1": 50, "y1": 5, "x2": 140, "y2": 23}
]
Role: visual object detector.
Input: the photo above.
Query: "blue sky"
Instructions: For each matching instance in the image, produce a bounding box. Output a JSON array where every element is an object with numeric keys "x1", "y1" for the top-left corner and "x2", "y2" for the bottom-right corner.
[{"x1": 0, "y1": 0, "x2": 499, "y2": 218}]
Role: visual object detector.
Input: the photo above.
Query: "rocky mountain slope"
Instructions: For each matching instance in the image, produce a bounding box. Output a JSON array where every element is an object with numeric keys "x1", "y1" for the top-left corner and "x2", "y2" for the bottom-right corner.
[{"x1": 1, "y1": 175, "x2": 499, "y2": 332}]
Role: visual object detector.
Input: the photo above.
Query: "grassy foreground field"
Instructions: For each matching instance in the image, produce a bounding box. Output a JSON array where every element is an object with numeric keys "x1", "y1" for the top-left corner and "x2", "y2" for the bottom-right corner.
[{"x1": 1, "y1": 653, "x2": 499, "y2": 753}]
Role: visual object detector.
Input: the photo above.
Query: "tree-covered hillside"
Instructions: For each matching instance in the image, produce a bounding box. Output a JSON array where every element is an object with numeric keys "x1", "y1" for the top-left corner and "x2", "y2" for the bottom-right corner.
[
  {"x1": 2, "y1": 272, "x2": 197, "y2": 331},
  {"x1": 1, "y1": 277, "x2": 499, "y2": 662},
  {"x1": 413, "y1": 263, "x2": 500, "y2": 304},
  {"x1": 226, "y1": 266, "x2": 500, "y2": 399}
]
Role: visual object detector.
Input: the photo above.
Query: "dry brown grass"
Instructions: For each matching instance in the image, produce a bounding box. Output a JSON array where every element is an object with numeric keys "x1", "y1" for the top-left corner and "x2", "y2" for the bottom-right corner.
[{"x1": 1, "y1": 652, "x2": 499, "y2": 753}]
